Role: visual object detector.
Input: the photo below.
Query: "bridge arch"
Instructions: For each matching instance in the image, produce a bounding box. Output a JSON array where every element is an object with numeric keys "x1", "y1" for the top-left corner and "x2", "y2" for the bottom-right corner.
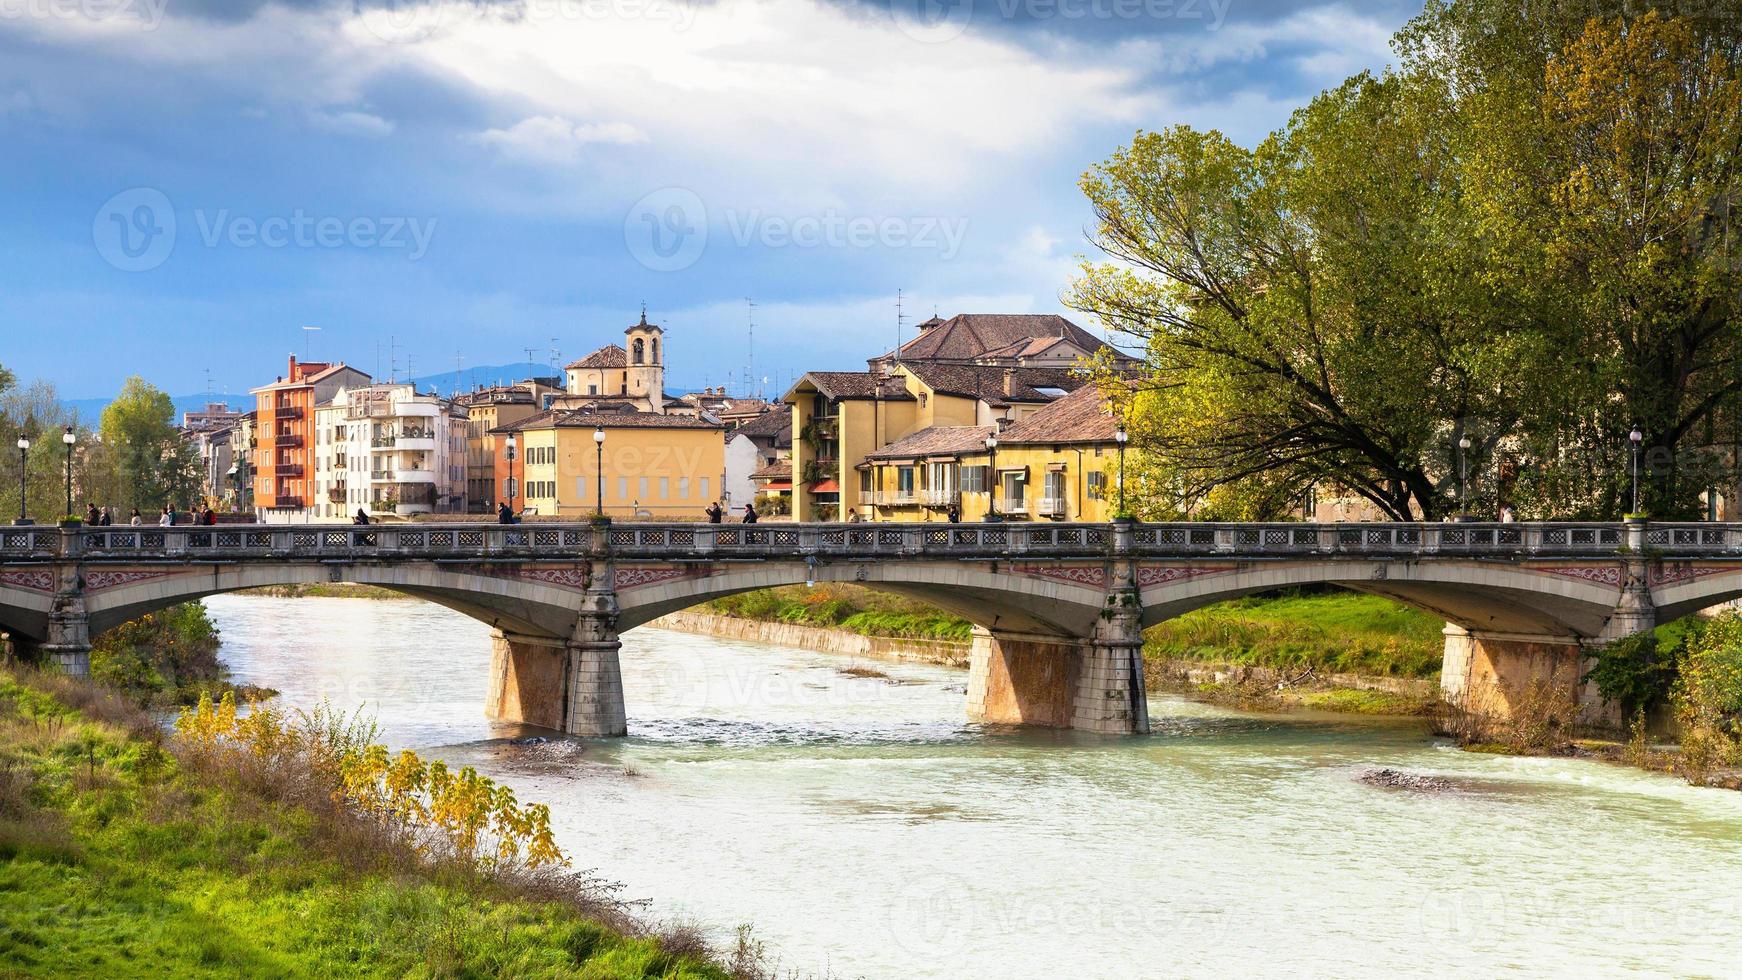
[
  {"x1": 613, "y1": 559, "x2": 1109, "y2": 636},
  {"x1": 79, "y1": 563, "x2": 597, "y2": 641},
  {"x1": 1138, "y1": 559, "x2": 1624, "y2": 639}
]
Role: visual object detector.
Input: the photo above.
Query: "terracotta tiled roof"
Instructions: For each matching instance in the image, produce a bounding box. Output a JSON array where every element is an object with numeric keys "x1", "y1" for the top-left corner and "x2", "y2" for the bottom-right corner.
[
  {"x1": 565, "y1": 345, "x2": 628, "y2": 370},
  {"x1": 734, "y1": 408, "x2": 792, "y2": 439},
  {"x1": 873, "y1": 313, "x2": 1120, "y2": 364},
  {"x1": 491, "y1": 408, "x2": 722, "y2": 433},
  {"x1": 791, "y1": 371, "x2": 914, "y2": 401},
  {"x1": 996, "y1": 383, "x2": 1120, "y2": 445},
  {"x1": 751, "y1": 460, "x2": 792, "y2": 481},
  {"x1": 902, "y1": 362, "x2": 1086, "y2": 404},
  {"x1": 864, "y1": 425, "x2": 997, "y2": 461}
]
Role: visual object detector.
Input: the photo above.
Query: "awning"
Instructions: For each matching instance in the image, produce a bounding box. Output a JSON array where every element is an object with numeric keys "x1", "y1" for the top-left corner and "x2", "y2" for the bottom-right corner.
[
  {"x1": 760, "y1": 481, "x2": 792, "y2": 490},
  {"x1": 809, "y1": 479, "x2": 840, "y2": 492}
]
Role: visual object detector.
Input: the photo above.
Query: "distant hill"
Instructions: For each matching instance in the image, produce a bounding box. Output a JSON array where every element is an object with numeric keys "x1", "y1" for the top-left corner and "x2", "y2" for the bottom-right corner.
[{"x1": 62, "y1": 362, "x2": 560, "y2": 424}]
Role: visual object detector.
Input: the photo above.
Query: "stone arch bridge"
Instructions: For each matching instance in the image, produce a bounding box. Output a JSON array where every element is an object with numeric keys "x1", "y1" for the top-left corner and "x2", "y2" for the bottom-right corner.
[{"x1": 0, "y1": 520, "x2": 1731, "y2": 736}]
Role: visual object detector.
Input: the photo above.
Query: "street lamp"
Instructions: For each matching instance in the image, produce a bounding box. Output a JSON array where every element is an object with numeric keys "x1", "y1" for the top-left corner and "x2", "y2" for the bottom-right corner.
[
  {"x1": 593, "y1": 426, "x2": 606, "y2": 519},
  {"x1": 504, "y1": 433, "x2": 517, "y2": 513},
  {"x1": 984, "y1": 434, "x2": 999, "y2": 521},
  {"x1": 61, "y1": 427, "x2": 75, "y2": 520},
  {"x1": 1457, "y1": 434, "x2": 1472, "y2": 515},
  {"x1": 1629, "y1": 426, "x2": 1643, "y2": 515},
  {"x1": 1115, "y1": 423, "x2": 1129, "y2": 517},
  {"x1": 14, "y1": 437, "x2": 28, "y2": 525}
]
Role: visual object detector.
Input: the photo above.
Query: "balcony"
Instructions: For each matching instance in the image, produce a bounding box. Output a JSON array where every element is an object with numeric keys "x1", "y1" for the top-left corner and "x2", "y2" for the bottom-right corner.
[
  {"x1": 327, "y1": 485, "x2": 348, "y2": 502},
  {"x1": 275, "y1": 463, "x2": 304, "y2": 478},
  {"x1": 858, "y1": 491, "x2": 874, "y2": 506},
  {"x1": 275, "y1": 434, "x2": 304, "y2": 448},
  {"x1": 924, "y1": 489, "x2": 960, "y2": 507},
  {"x1": 370, "y1": 469, "x2": 395, "y2": 481},
  {"x1": 272, "y1": 494, "x2": 302, "y2": 508},
  {"x1": 875, "y1": 490, "x2": 919, "y2": 506},
  {"x1": 1037, "y1": 496, "x2": 1067, "y2": 517},
  {"x1": 274, "y1": 406, "x2": 302, "y2": 420},
  {"x1": 998, "y1": 497, "x2": 1027, "y2": 514},
  {"x1": 372, "y1": 435, "x2": 396, "y2": 448}
]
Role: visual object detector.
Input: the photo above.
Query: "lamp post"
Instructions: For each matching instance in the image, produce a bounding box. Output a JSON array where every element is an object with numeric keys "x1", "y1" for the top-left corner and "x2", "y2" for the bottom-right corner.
[
  {"x1": 1629, "y1": 426, "x2": 1643, "y2": 515},
  {"x1": 593, "y1": 426, "x2": 606, "y2": 520},
  {"x1": 61, "y1": 427, "x2": 75, "y2": 521},
  {"x1": 1457, "y1": 434, "x2": 1471, "y2": 516},
  {"x1": 504, "y1": 433, "x2": 517, "y2": 514},
  {"x1": 14, "y1": 437, "x2": 27, "y2": 525},
  {"x1": 1115, "y1": 423, "x2": 1129, "y2": 517},
  {"x1": 984, "y1": 434, "x2": 999, "y2": 521}
]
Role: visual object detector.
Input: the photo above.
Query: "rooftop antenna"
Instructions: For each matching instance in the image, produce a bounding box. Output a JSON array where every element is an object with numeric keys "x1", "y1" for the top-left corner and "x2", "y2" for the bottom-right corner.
[
  {"x1": 549, "y1": 337, "x2": 561, "y2": 376},
  {"x1": 302, "y1": 324, "x2": 321, "y2": 360},
  {"x1": 523, "y1": 346, "x2": 537, "y2": 368},
  {"x1": 894, "y1": 289, "x2": 909, "y2": 368},
  {"x1": 389, "y1": 335, "x2": 399, "y2": 383},
  {"x1": 745, "y1": 297, "x2": 756, "y2": 399}
]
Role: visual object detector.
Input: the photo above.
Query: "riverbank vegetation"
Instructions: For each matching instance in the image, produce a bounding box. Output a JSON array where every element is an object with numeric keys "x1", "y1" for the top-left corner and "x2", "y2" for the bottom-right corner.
[
  {"x1": 705, "y1": 585, "x2": 973, "y2": 642},
  {"x1": 235, "y1": 583, "x2": 410, "y2": 600},
  {"x1": 0, "y1": 667, "x2": 770, "y2": 976},
  {"x1": 89, "y1": 602, "x2": 274, "y2": 706},
  {"x1": 1143, "y1": 590, "x2": 1443, "y2": 679}
]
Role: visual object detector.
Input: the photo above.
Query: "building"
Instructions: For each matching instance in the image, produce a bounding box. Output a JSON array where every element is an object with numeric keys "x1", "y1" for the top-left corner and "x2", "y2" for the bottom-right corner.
[
  {"x1": 183, "y1": 401, "x2": 247, "y2": 432},
  {"x1": 867, "y1": 313, "x2": 1138, "y2": 372},
  {"x1": 675, "y1": 388, "x2": 774, "y2": 426},
  {"x1": 457, "y1": 380, "x2": 561, "y2": 513},
  {"x1": 491, "y1": 409, "x2": 726, "y2": 520},
  {"x1": 750, "y1": 459, "x2": 793, "y2": 515},
  {"x1": 723, "y1": 407, "x2": 792, "y2": 509},
  {"x1": 555, "y1": 312, "x2": 671, "y2": 414},
  {"x1": 784, "y1": 362, "x2": 1087, "y2": 521},
  {"x1": 251, "y1": 356, "x2": 371, "y2": 522},
  {"x1": 854, "y1": 382, "x2": 1127, "y2": 522},
  {"x1": 186, "y1": 422, "x2": 240, "y2": 510},
  {"x1": 314, "y1": 383, "x2": 468, "y2": 520},
  {"x1": 225, "y1": 413, "x2": 256, "y2": 512}
]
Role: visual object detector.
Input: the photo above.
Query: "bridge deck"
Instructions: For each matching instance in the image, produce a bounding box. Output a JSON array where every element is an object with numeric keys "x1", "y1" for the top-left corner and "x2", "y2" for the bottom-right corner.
[{"x1": 0, "y1": 520, "x2": 1728, "y2": 563}]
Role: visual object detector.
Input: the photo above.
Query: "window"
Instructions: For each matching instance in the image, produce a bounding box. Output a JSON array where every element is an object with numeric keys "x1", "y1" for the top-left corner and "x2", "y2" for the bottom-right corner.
[
  {"x1": 1044, "y1": 471, "x2": 1067, "y2": 516},
  {"x1": 651, "y1": 338, "x2": 659, "y2": 364},
  {"x1": 638, "y1": 477, "x2": 649, "y2": 501},
  {"x1": 1087, "y1": 471, "x2": 1108, "y2": 500},
  {"x1": 897, "y1": 467, "x2": 915, "y2": 495},
  {"x1": 678, "y1": 477, "x2": 689, "y2": 499},
  {"x1": 617, "y1": 477, "x2": 628, "y2": 500},
  {"x1": 659, "y1": 477, "x2": 669, "y2": 500},
  {"x1": 588, "y1": 384, "x2": 598, "y2": 395},
  {"x1": 633, "y1": 338, "x2": 645, "y2": 364},
  {"x1": 699, "y1": 477, "x2": 709, "y2": 501},
  {"x1": 961, "y1": 465, "x2": 989, "y2": 493}
]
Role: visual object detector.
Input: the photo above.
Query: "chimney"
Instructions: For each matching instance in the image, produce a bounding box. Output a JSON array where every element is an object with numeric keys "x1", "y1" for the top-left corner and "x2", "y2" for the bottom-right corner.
[{"x1": 1002, "y1": 369, "x2": 1016, "y2": 397}]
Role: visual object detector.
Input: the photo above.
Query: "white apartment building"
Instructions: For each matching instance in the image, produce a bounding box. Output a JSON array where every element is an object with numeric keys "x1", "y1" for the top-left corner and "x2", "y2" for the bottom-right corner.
[{"x1": 314, "y1": 384, "x2": 467, "y2": 519}]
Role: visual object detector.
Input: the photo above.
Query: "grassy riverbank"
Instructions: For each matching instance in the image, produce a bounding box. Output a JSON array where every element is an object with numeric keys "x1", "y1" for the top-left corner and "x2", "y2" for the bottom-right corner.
[
  {"x1": 0, "y1": 668, "x2": 763, "y2": 977},
  {"x1": 705, "y1": 586, "x2": 973, "y2": 642}
]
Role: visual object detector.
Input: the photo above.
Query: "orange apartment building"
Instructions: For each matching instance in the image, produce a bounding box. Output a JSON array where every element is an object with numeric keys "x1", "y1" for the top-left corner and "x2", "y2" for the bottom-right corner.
[{"x1": 250, "y1": 356, "x2": 371, "y2": 521}]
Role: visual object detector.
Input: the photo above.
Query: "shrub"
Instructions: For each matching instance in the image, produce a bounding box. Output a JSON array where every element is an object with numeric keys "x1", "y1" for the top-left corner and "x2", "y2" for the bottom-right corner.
[
  {"x1": 1584, "y1": 630, "x2": 1677, "y2": 722},
  {"x1": 91, "y1": 603, "x2": 227, "y2": 702},
  {"x1": 1671, "y1": 612, "x2": 1742, "y2": 784}
]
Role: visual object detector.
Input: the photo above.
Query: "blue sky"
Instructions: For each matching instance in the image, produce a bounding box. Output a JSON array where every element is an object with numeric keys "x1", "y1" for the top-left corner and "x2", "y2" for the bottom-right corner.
[{"x1": 0, "y1": 0, "x2": 1418, "y2": 402}]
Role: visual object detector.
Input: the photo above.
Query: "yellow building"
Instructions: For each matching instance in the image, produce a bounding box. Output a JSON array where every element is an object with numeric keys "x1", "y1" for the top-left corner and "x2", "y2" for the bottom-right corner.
[
  {"x1": 857, "y1": 383, "x2": 1125, "y2": 523},
  {"x1": 786, "y1": 362, "x2": 1084, "y2": 521},
  {"x1": 492, "y1": 409, "x2": 725, "y2": 520},
  {"x1": 459, "y1": 380, "x2": 559, "y2": 513}
]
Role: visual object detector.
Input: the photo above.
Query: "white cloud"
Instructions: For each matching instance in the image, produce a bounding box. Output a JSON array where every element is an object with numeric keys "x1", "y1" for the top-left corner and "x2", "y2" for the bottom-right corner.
[
  {"x1": 309, "y1": 108, "x2": 395, "y2": 136},
  {"x1": 471, "y1": 115, "x2": 649, "y2": 163}
]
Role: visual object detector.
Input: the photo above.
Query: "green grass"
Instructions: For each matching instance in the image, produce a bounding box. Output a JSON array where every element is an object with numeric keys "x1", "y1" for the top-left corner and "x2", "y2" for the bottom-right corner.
[
  {"x1": 1142, "y1": 589, "x2": 1445, "y2": 678},
  {"x1": 706, "y1": 585, "x2": 974, "y2": 642},
  {"x1": 0, "y1": 671, "x2": 737, "y2": 979}
]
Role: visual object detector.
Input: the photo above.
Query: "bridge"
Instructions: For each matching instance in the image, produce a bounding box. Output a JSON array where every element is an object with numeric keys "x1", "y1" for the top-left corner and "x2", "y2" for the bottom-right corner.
[{"x1": 1, "y1": 518, "x2": 1734, "y2": 735}]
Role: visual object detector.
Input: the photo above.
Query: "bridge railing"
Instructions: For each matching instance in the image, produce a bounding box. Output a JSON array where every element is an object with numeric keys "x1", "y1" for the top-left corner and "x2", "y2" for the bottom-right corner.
[{"x1": 5, "y1": 520, "x2": 1736, "y2": 562}]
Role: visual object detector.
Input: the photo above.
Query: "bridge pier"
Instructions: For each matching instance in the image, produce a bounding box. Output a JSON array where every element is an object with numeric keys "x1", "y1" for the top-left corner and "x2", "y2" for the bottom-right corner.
[
  {"x1": 44, "y1": 556, "x2": 91, "y2": 678},
  {"x1": 484, "y1": 566, "x2": 627, "y2": 737},
  {"x1": 966, "y1": 575, "x2": 1149, "y2": 735}
]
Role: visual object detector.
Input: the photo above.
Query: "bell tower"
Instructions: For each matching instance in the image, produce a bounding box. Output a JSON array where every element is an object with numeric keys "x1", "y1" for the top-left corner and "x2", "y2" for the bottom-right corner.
[{"x1": 624, "y1": 306, "x2": 665, "y2": 413}]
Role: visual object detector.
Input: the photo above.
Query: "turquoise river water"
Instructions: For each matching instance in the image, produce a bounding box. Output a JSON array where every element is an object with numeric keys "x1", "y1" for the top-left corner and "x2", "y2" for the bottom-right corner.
[{"x1": 203, "y1": 594, "x2": 1742, "y2": 979}]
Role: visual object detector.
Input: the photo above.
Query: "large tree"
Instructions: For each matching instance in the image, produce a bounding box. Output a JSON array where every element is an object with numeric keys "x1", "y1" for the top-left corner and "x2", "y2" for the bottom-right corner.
[
  {"x1": 1074, "y1": 2, "x2": 1741, "y2": 520},
  {"x1": 98, "y1": 376, "x2": 201, "y2": 512}
]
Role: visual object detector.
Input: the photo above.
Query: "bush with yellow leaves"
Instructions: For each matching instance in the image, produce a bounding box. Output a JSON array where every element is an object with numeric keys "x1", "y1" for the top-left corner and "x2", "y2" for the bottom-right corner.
[{"x1": 176, "y1": 691, "x2": 565, "y2": 872}]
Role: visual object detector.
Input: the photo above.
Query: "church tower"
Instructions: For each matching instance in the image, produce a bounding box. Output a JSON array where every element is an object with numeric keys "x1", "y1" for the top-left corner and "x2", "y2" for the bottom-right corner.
[{"x1": 624, "y1": 308, "x2": 666, "y2": 413}]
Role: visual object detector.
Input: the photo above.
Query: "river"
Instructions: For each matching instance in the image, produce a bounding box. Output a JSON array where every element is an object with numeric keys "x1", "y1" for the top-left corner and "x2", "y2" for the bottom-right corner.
[{"x1": 203, "y1": 594, "x2": 1742, "y2": 978}]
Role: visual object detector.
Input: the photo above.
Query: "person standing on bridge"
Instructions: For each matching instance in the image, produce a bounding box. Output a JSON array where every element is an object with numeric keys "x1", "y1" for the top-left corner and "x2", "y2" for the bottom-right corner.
[
  {"x1": 129, "y1": 508, "x2": 141, "y2": 526},
  {"x1": 497, "y1": 502, "x2": 515, "y2": 525},
  {"x1": 705, "y1": 501, "x2": 724, "y2": 524},
  {"x1": 100, "y1": 506, "x2": 113, "y2": 526},
  {"x1": 947, "y1": 503, "x2": 961, "y2": 523},
  {"x1": 741, "y1": 503, "x2": 758, "y2": 524},
  {"x1": 85, "y1": 503, "x2": 99, "y2": 525},
  {"x1": 353, "y1": 508, "x2": 370, "y2": 525}
]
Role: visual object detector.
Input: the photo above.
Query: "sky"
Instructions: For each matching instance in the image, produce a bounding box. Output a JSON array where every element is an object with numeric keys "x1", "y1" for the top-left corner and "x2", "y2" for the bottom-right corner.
[{"x1": 0, "y1": 0, "x2": 1420, "y2": 402}]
